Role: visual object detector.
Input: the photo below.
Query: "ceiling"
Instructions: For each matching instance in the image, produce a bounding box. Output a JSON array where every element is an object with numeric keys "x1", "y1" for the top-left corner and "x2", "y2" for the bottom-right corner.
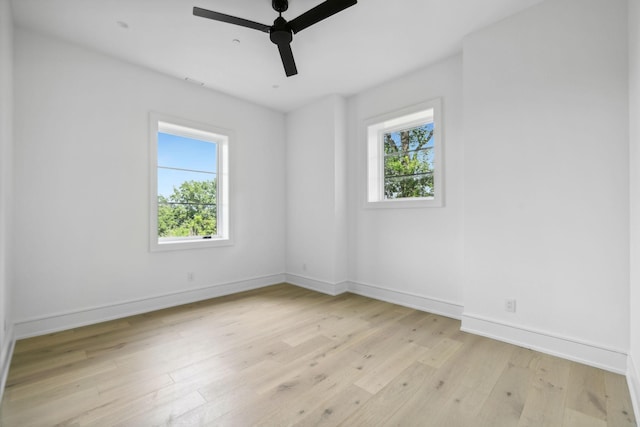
[{"x1": 10, "y1": 0, "x2": 543, "y2": 112}]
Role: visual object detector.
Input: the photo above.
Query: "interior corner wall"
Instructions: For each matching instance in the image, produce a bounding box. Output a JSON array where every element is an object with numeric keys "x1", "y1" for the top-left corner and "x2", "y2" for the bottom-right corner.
[
  {"x1": 0, "y1": 0, "x2": 15, "y2": 394},
  {"x1": 462, "y1": 0, "x2": 630, "y2": 372},
  {"x1": 285, "y1": 95, "x2": 348, "y2": 293},
  {"x1": 12, "y1": 28, "x2": 287, "y2": 337},
  {"x1": 346, "y1": 54, "x2": 465, "y2": 317},
  {"x1": 628, "y1": 0, "x2": 640, "y2": 416}
]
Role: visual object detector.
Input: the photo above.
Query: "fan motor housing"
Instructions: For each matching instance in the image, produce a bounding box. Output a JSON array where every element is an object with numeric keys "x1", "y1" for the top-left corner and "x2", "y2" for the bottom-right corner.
[
  {"x1": 270, "y1": 16, "x2": 293, "y2": 45},
  {"x1": 272, "y1": 0, "x2": 288, "y2": 13},
  {"x1": 270, "y1": 29, "x2": 293, "y2": 45}
]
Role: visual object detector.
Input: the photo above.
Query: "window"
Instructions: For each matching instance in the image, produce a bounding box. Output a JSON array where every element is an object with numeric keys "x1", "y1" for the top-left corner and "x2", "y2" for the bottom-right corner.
[
  {"x1": 365, "y1": 98, "x2": 442, "y2": 208},
  {"x1": 149, "y1": 113, "x2": 231, "y2": 251}
]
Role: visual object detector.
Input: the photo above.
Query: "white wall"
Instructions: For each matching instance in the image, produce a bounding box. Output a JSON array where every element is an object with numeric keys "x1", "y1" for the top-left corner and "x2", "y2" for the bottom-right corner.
[
  {"x1": 12, "y1": 29, "x2": 286, "y2": 336},
  {"x1": 629, "y1": 0, "x2": 640, "y2": 415},
  {"x1": 285, "y1": 95, "x2": 348, "y2": 292},
  {"x1": 346, "y1": 55, "x2": 465, "y2": 317},
  {"x1": 0, "y1": 0, "x2": 14, "y2": 394},
  {"x1": 462, "y1": 0, "x2": 630, "y2": 372}
]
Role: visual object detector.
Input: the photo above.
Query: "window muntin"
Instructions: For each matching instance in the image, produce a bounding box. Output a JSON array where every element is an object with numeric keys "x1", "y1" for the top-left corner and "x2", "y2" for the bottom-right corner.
[
  {"x1": 150, "y1": 113, "x2": 231, "y2": 251},
  {"x1": 365, "y1": 99, "x2": 442, "y2": 208}
]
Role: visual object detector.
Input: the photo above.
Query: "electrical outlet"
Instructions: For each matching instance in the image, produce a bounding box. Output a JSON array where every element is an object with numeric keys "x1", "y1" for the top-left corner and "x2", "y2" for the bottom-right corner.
[
  {"x1": 505, "y1": 299, "x2": 517, "y2": 313},
  {"x1": 187, "y1": 272, "x2": 195, "y2": 282}
]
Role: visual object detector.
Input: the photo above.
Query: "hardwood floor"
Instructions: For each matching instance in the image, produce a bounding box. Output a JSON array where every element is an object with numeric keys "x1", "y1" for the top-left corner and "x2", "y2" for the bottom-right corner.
[{"x1": 0, "y1": 284, "x2": 636, "y2": 426}]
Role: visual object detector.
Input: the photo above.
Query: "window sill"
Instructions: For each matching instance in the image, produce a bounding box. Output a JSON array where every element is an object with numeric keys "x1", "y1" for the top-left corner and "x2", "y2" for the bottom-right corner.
[
  {"x1": 365, "y1": 198, "x2": 443, "y2": 209},
  {"x1": 150, "y1": 237, "x2": 233, "y2": 252}
]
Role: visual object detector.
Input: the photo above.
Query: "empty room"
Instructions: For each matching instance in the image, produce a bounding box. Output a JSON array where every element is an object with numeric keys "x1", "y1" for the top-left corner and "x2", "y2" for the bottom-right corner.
[{"x1": 0, "y1": 0, "x2": 639, "y2": 425}]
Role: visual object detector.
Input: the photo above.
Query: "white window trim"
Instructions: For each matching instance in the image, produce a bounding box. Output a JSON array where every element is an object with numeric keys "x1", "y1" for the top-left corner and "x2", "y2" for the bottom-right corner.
[
  {"x1": 149, "y1": 112, "x2": 233, "y2": 251},
  {"x1": 364, "y1": 98, "x2": 443, "y2": 209}
]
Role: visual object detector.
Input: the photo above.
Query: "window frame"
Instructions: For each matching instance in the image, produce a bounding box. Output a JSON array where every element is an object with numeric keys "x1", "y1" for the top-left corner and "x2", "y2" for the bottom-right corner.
[
  {"x1": 364, "y1": 98, "x2": 443, "y2": 209},
  {"x1": 149, "y1": 112, "x2": 232, "y2": 251}
]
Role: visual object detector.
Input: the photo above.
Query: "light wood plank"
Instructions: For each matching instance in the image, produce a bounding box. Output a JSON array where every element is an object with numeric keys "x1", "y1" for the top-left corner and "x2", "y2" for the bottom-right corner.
[
  {"x1": 381, "y1": 335, "x2": 516, "y2": 426},
  {"x1": 354, "y1": 342, "x2": 430, "y2": 394},
  {"x1": 563, "y1": 407, "x2": 608, "y2": 427},
  {"x1": 603, "y1": 370, "x2": 637, "y2": 427},
  {"x1": 474, "y1": 348, "x2": 538, "y2": 426},
  {"x1": 257, "y1": 365, "x2": 365, "y2": 426},
  {"x1": 565, "y1": 363, "x2": 608, "y2": 421},
  {"x1": 294, "y1": 384, "x2": 372, "y2": 427},
  {"x1": 341, "y1": 361, "x2": 436, "y2": 426},
  {"x1": 517, "y1": 354, "x2": 571, "y2": 427},
  {"x1": 418, "y1": 337, "x2": 464, "y2": 368},
  {"x1": 113, "y1": 391, "x2": 206, "y2": 427}
]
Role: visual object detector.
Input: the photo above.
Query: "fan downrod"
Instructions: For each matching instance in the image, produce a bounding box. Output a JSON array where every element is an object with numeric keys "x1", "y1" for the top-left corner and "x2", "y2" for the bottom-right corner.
[{"x1": 272, "y1": 0, "x2": 289, "y2": 13}]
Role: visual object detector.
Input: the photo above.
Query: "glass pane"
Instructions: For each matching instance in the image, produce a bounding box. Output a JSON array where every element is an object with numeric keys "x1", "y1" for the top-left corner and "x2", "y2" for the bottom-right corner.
[
  {"x1": 384, "y1": 173, "x2": 434, "y2": 200},
  {"x1": 157, "y1": 168, "x2": 216, "y2": 199},
  {"x1": 158, "y1": 132, "x2": 217, "y2": 173},
  {"x1": 157, "y1": 169, "x2": 217, "y2": 238},
  {"x1": 383, "y1": 122, "x2": 434, "y2": 154},
  {"x1": 157, "y1": 202, "x2": 217, "y2": 238},
  {"x1": 384, "y1": 148, "x2": 433, "y2": 178}
]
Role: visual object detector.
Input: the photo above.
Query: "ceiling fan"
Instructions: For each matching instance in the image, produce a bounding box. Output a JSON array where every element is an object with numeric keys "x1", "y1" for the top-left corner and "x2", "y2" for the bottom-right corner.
[{"x1": 193, "y1": 0, "x2": 358, "y2": 77}]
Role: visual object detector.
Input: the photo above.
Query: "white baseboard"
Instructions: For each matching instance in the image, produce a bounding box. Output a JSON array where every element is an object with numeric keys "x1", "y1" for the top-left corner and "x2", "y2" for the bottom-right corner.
[
  {"x1": 628, "y1": 354, "x2": 640, "y2": 422},
  {"x1": 14, "y1": 273, "x2": 286, "y2": 339},
  {"x1": 348, "y1": 281, "x2": 464, "y2": 320},
  {"x1": 461, "y1": 313, "x2": 628, "y2": 374},
  {"x1": 0, "y1": 325, "x2": 15, "y2": 403},
  {"x1": 285, "y1": 274, "x2": 348, "y2": 296},
  {"x1": 284, "y1": 276, "x2": 464, "y2": 321}
]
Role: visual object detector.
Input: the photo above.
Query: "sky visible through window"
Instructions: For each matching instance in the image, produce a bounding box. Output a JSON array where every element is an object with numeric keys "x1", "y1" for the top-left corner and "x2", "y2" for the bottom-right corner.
[{"x1": 157, "y1": 132, "x2": 217, "y2": 198}]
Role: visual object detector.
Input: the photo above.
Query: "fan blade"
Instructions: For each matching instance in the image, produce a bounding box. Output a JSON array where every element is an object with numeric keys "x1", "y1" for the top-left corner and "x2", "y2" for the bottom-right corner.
[
  {"x1": 289, "y1": 0, "x2": 357, "y2": 34},
  {"x1": 277, "y1": 43, "x2": 298, "y2": 77},
  {"x1": 193, "y1": 7, "x2": 271, "y2": 33}
]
